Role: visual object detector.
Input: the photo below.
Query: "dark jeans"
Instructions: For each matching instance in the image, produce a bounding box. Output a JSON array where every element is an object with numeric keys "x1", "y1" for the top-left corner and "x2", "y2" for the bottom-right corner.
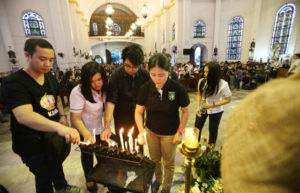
[
  {"x1": 20, "y1": 153, "x2": 67, "y2": 193},
  {"x1": 235, "y1": 79, "x2": 242, "y2": 89},
  {"x1": 194, "y1": 111, "x2": 223, "y2": 144},
  {"x1": 80, "y1": 135, "x2": 101, "y2": 183}
]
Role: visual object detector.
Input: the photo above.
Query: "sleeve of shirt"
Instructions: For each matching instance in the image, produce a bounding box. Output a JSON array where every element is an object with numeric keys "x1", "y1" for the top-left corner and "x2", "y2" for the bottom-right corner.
[
  {"x1": 69, "y1": 87, "x2": 85, "y2": 113},
  {"x1": 221, "y1": 81, "x2": 232, "y2": 98},
  {"x1": 178, "y1": 84, "x2": 190, "y2": 107},
  {"x1": 136, "y1": 83, "x2": 148, "y2": 106},
  {"x1": 106, "y1": 72, "x2": 119, "y2": 104},
  {"x1": 3, "y1": 80, "x2": 31, "y2": 111}
]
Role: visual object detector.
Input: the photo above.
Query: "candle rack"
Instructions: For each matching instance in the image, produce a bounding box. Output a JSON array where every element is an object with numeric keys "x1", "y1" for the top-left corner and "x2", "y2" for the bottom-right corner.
[
  {"x1": 75, "y1": 141, "x2": 156, "y2": 193},
  {"x1": 75, "y1": 142, "x2": 152, "y2": 165}
]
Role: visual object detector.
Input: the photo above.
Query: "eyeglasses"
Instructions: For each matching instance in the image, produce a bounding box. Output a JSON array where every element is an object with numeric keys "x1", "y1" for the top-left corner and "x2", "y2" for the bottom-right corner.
[{"x1": 125, "y1": 64, "x2": 139, "y2": 70}]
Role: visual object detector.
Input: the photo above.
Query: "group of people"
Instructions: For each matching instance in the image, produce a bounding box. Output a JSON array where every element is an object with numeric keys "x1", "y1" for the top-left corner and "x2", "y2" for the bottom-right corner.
[
  {"x1": 1, "y1": 38, "x2": 233, "y2": 193},
  {"x1": 2, "y1": 37, "x2": 299, "y2": 193}
]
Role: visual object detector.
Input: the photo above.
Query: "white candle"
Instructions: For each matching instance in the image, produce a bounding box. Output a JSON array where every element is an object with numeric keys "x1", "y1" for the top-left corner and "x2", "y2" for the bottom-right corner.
[
  {"x1": 135, "y1": 138, "x2": 138, "y2": 151},
  {"x1": 120, "y1": 128, "x2": 125, "y2": 152},
  {"x1": 135, "y1": 145, "x2": 139, "y2": 153},
  {"x1": 125, "y1": 141, "x2": 128, "y2": 151},
  {"x1": 93, "y1": 128, "x2": 96, "y2": 143},
  {"x1": 144, "y1": 131, "x2": 147, "y2": 145},
  {"x1": 128, "y1": 127, "x2": 134, "y2": 154},
  {"x1": 80, "y1": 141, "x2": 90, "y2": 145}
]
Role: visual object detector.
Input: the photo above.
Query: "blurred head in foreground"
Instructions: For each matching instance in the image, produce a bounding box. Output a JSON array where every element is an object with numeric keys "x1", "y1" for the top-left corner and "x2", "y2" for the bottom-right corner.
[{"x1": 221, "y1": 73, "x2": 300, "y2": 193}]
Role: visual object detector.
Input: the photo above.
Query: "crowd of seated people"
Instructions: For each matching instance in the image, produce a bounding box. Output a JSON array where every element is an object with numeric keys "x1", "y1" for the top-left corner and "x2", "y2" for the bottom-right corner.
[{"x1": 171, "y1": 57, "x2": 296, "y2": 91}]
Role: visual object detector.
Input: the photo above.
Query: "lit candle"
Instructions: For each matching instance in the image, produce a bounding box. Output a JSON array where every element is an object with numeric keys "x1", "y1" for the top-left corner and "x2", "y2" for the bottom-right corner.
[
  {"x1": 93, "y1": 128, "x2": 96, "y2": 143},
  {"x1": 128, "y1": 127, "x2": 134, "y2": 154},
  {"x1": 119, "y1": 128, "x2": 125, "y2": 152},
  {"x1": 135, "y1": 138, "x2": 138, "y2": 151},
  {"x1": 135, "y1": 144, "x2": 139, "y2": 153},
  {"x1": 125, "y1": 141, "x2": 128, "y2": 151}
]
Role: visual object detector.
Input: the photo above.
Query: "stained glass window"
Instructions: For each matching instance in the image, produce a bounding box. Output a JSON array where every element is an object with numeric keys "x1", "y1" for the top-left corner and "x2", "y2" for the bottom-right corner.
[
  {"x1": 172, "y1": 23, "x2": 175, "y2": 40},
  {"x1": 22, "y1": 11, "x2": 46, "y2": 36},
  {"x1": 226, "y1": 17, "x2": 243, "y2": 60},
  {"x1": 112, "y1": 23, "x2": 121, "y2": 36},
  {"x1": 93, "y1": 23, "x2": 98, "y2": 35},
  {"x1": 193, "y1": 20, "x2": 206, "y2": 38},
  {"x1": 271, "y1": 3, "x2": 296, "y2": 55}
]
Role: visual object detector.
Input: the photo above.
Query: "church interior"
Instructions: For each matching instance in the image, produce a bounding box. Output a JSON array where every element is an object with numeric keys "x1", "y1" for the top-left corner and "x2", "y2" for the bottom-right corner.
[{"x1": 0, "y1": 0, "x2": 299, "y2": 193}]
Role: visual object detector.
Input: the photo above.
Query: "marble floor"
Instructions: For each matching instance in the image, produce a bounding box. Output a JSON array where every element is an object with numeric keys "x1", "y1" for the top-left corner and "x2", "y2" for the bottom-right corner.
[{"x1": 0, "y1": 89, "x2": 251, "y2": 193}]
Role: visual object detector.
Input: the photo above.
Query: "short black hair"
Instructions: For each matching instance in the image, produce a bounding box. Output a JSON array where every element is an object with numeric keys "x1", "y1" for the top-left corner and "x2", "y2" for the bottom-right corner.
[
  {"x1": 80, "y1": 61, "x2": 108, "y2": 103},
  {"x1": 122, "y1": 45, "x2": 144, "y2": 66},
  {"x1": 148, "y1": 53, "x2": 170, "y2": 71},
  {"x1": 24, "y1": 38, "x2": 54, "y2": 56}
]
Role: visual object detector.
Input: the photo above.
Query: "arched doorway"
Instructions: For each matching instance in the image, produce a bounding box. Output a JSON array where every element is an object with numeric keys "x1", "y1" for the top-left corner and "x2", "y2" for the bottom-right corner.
[
  {"x1": 191, "y1": 43, "x2": 208, "y2": 66},
  {"x1": 111, "y1": 49, "x2": 122, "y2": 64},
  {"x1": 171, "y1": 45, "x2": 177, "y2": 66},
  {"x1": 94, "y1": 55, "x2": 103, "y2": 64}
]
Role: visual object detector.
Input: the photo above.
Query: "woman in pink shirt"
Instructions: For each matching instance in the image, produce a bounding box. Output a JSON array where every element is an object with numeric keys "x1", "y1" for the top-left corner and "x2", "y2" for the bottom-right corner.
[{"x1": 70, "y1": 61, "x2": 108, "y2": 192}]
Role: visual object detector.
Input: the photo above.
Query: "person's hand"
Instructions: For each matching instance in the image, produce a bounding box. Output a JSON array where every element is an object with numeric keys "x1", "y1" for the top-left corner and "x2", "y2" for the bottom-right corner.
[
  {"x1": 172, "y1": 132, "x2": 182, "y2": 145},
  {"x1": 100, "y1": 128, "x2": 112, "y2": 142},
  {"x1": 83, "y1": 133, "x2": 95, "y2": 144},
  {"x1": 59, "y1": 116, "x2": 68, "y2": 126},
  {"x1": 137, "y1": 132, "x2": 146, "y2": 145},
  {"x1": 196, "y1": 108, "x2": 201, "y2": 117},
  {"x1": 57, "y1": 126, "x2": 80, "y2": 144},
  {"x1": 203, "y1": 103, "x2": 213, "y2": 109}
]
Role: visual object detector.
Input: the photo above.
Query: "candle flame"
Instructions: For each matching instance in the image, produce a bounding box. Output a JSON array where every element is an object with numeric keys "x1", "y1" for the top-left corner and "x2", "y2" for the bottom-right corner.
[
  {"x1": 128, "y1": 127, "x2": 134, "y2": 137},
  {"x1": 120, "y1": 128, "x2": 124, "y2": 134}
]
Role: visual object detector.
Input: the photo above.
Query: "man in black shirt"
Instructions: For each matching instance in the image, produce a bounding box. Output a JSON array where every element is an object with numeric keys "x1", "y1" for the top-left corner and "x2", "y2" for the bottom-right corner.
[
  {"x1": 3, "y1": 38, "x2": 80, "y2": 193},
  {"x1": 101, "y1": 45, "x2": 150, "y2": 146}
]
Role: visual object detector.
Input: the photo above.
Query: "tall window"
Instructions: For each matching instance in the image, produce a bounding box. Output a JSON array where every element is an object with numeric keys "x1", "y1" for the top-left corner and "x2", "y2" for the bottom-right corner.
[
  {"x1": 112, "y1": 23, "x2": 121, "y2": 36},
  {"x1": 271, "y1": 3, "x2": 296, "y2": 55},
  {"x1": 194, "y1": 47, "x2": 201, "y2": 66},
  {"x1": 172, "y1": 23, "x2": 175, "y2": 40},
  {"x1": 93, "y1": 23, "x2": 98, "y2": 35},
  {"x1": 226, "y1": 16, "x2": 244, "y2": 60},
  {"x1": 193, "y1": 20, "x2": 206, "y2": 38},
  {"x1": 22, "y1": 11, "x2": 46, "y2": 36}
]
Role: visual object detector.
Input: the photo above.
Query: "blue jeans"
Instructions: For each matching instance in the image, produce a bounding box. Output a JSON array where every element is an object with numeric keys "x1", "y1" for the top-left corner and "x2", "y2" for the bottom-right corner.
[{"x1": 20, "y1": 153, "x2": 67, "y2": 193}]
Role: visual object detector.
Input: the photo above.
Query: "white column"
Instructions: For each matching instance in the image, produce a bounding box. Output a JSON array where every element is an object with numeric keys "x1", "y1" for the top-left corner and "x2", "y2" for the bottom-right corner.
[
  {"x1": 176, "y1": 0, "x2": 184, "y2": 63},
  {"x1": 0, "y1": 0, "x2": 14, "y2": 71},
  {"x1": 48, "y1": 0, "x2": 75, "y2": 70},
  {"x1": 213, "y1": 0, "x2": 221, "y2": 61},
  {"x1": 252, "y1": 0, "x2": 262, "y2": 60}
]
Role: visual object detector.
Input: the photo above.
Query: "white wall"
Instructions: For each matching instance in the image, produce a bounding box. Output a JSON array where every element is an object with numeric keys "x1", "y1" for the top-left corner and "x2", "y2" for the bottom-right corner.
[
  {"x1": 218, "y1": 0, "x2": 256, "y2": 63},
  {"x1": 255, "y1": 0, "x2": 300, "y2": 62}
]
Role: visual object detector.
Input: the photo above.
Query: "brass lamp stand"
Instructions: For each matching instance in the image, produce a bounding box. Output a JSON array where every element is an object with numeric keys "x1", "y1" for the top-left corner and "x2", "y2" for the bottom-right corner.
[{"x1": 180, "y1": 143, "x2": 200, "y2": 193}]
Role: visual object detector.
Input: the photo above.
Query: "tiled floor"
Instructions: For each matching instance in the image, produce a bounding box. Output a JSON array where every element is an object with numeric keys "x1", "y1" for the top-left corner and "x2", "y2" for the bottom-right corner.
[{"x1": 0, "y1": 89, "x2": 251, "y2": 193}]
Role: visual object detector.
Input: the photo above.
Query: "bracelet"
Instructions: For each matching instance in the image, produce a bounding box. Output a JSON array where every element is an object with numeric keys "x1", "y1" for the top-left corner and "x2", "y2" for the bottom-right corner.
[
  {"x1": 213, "y1": 102, "x2": 216, "y2": 107},
  {"x1": 177, "y1": 128, "x2": 184, "y2": 134},
  {"x1": 60, "y1": 114, "x2": 67, "y2": 117}
]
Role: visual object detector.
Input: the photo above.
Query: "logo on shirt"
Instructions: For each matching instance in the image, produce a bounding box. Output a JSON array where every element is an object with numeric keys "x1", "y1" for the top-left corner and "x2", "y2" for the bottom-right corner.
[
  {"x1": 40, "y1": 93, "x2": 56, "y2": 111},
  {"x1": 168, "y1": 91, "x2": 175, "y2": 101}
]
